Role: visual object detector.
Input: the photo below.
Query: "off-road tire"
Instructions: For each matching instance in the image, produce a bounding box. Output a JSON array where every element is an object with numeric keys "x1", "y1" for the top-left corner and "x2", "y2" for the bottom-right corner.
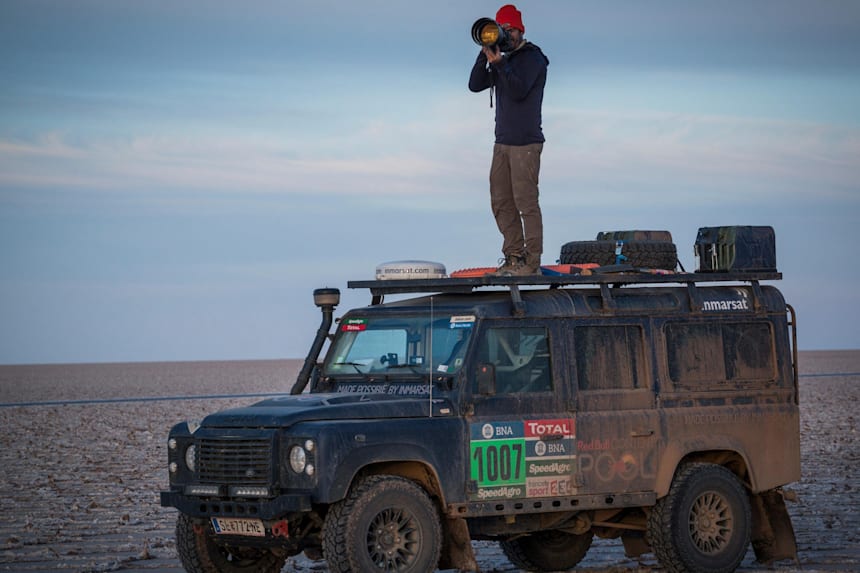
[
  {"x1": 175, "y1": 513, "x2": 286, "y2": 573},
  {"x1": 559, "y1": 240, "x2": 678, "y2": 270},
  {"x1": 322, "y1": 475, "x2": 442, "y2": 573},
  {"x1": 500, "y1": 529, "x2": 593, "y2": 572},
  {"x1": 647, "y1": 463, "x2": 751, "y2": 573}
]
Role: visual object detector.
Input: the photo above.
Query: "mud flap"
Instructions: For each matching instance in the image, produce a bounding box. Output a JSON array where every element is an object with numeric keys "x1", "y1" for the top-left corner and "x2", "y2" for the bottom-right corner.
[
  {"x1": 750, "y1": 489, "x2": 798, "y2": 565},
  {"x1": 439, "y1": 517, "x2": 480, "y2": 572},
  {"x1": 621, "y1": 531, "x2": 650, "y2": 558}
]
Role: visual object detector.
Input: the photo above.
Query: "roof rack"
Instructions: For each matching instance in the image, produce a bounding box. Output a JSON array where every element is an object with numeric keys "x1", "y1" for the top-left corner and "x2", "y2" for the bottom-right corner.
[{"x1": 348, "y1": 270, "x2": 782, "y2": 316}]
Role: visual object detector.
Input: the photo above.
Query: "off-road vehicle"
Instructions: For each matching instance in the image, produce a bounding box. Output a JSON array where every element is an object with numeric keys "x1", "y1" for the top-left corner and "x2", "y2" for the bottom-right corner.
[{"x1": 161, "y1": 227, "x2": 799, "y2": 573}]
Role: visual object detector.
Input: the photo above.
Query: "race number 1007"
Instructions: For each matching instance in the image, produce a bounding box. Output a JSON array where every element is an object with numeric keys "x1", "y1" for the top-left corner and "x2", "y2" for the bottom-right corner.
[{"x1": 470, "y1": 440, "x2": 525, "y2": 486}]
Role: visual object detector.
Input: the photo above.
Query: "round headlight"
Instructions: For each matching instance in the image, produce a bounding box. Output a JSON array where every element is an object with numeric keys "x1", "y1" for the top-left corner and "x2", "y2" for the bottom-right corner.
[
  {"x1": 185, "y1": 444, "x2": 197, "y2": 472},
  {"x1": 289, "y1": 446, "x2": 307, "y2": 473}
]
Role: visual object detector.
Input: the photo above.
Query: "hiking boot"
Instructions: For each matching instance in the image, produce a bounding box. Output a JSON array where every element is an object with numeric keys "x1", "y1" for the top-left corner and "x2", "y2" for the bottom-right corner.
[
  {"x1": 487, "y1": 254, "x2": 524, "y2": 276},
  {"x1": 505, "y1": 253, "x2": 541, "y2": 276}
]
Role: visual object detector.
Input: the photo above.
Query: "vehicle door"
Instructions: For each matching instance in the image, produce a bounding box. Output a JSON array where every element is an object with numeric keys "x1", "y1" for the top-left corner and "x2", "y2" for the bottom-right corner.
[
  {"x1": 466, "y1": 320, "x2": 575, "y2": 503},
  {"x1": 568, "y1": 319, "x2": 661, "y2": 495}
]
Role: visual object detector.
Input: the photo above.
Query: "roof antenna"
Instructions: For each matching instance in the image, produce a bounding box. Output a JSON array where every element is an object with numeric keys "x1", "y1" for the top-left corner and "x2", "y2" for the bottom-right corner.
[{"x1": 428, "y1": 296, "x2": 434, "y2": 418}]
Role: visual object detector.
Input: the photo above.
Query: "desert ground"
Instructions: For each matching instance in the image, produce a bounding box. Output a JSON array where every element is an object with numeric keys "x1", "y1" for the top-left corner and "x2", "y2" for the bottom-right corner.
[{"x1": 0, "y1": 350, "x2": 857, "y2": 572}]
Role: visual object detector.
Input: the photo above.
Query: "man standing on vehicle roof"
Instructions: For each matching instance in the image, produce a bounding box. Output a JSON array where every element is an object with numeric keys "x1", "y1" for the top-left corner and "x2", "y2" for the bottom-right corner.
[{"x1": 469, "y1": 4, "x2": 549, "y2": 276}]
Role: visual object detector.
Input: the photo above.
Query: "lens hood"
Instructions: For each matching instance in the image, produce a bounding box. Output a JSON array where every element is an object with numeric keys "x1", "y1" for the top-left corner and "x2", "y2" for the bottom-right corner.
[{"x1": 471, "y1": 17, "x2": 506, "y2": 47}]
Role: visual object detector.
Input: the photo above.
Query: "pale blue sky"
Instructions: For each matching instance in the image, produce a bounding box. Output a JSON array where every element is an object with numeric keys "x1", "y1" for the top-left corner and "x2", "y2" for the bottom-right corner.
[{"x1": 1, "y1": 1, "x2": 858, "y2": 364}]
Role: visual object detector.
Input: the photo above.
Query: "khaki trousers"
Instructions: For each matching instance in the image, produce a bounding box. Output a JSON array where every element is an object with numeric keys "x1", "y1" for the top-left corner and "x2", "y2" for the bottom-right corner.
[{"x1": 489, "y1": 142, "x2": 543, "y2": 258}]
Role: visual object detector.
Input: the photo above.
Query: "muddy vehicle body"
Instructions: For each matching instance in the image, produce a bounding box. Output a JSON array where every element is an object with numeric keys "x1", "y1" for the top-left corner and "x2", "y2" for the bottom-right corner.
[{"x1": 161, "y1": 258, "x2": 800, "y2": 572}]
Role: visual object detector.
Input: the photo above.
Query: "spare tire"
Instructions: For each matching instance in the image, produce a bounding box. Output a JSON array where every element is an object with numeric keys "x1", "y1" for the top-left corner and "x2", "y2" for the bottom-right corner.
[
  {"x1": 559, "y1": 240, "x2": 678, "y2": 270},
  {"x1": 596, "y1": 230, "x2": 673, "y2": 242}
]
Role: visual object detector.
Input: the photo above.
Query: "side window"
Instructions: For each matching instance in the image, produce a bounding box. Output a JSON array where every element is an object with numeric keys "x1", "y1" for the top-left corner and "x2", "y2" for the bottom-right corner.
[
  {"x1": 665, "y1": 322, "x2": 775, "y2": 388},
  {"x1": 477, "y1": 327, "x2": 552, "y2": 394},
  {"x1": 574, "y1": 325, "x2": 645, "y2": 390},
  {"x1": 723, "y1": 322, "x2": 774, "y2": 381},
  {"x1": 665, "y1": 323, "x2": 725, "y2": 383}
]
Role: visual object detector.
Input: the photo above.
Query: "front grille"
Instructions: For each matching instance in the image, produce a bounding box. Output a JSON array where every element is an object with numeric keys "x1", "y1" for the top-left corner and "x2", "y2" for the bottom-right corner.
[{"x1": 197, "y1": 437, "x2": 272, "y2": 485}]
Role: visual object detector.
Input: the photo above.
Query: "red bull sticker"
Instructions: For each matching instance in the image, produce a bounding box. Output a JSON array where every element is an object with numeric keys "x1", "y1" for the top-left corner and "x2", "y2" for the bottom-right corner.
[{"x1": 469, "y1": 417, "x2": 576, "y2": 501}]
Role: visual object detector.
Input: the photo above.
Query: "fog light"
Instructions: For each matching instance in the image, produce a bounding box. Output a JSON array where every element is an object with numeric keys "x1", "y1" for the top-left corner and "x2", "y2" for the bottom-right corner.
[
  {"x1": 168, "y1": 438, "x2": 177, "y2": 451},
  {"x1": 169, "y1": 462, "x2": 178, "y2": 474},
  {"x1": 184, "y1": 444, "x2": 197, "y2": 472},
  {"x1": 305, "y1": 439, "x2": 315, "y2": 452},
  {"x1": 229, "y1": 486, "x2": 271, "y2": 497},
  {"x1": 305, "y1": 464, "x2": 315, "y2": 477},
  {"x1": 186, "y1": 485, "x2": 220, "y2": 496},
  {"x1": 289, "y1": 446, "x2": 307, "y2": 473}
]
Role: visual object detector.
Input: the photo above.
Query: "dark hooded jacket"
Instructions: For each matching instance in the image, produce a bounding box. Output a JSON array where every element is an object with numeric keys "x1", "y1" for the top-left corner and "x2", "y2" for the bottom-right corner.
[{"x1": 469, "y1": 41, "x2": 549, "y2": 146}]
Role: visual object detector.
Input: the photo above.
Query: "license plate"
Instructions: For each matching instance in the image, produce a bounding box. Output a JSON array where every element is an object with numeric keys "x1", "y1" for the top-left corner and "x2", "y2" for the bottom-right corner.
[{"x1": 211, "y1": 517, "x2": 265, "y2": 537}]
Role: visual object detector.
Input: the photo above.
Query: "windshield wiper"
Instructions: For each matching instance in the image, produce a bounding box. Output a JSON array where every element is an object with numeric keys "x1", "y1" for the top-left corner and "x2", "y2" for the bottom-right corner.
[
  {"x1": 329, "y1": 361, "x2": 364, "y2": 373},
  {"x1": 327, "y1": 361, "x2": 377, "y2": 380}
]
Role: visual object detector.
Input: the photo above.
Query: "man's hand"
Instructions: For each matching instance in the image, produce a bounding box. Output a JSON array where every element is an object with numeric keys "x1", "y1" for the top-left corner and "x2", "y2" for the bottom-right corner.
[{"x1": 482, "y1": 45, "x2": 503, "y2": 66}]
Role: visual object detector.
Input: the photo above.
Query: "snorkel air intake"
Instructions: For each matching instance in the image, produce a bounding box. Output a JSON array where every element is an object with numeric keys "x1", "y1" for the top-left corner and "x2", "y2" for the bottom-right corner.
[{"x1": 291, "y1": 288, "x2": 340, "y2": 395}]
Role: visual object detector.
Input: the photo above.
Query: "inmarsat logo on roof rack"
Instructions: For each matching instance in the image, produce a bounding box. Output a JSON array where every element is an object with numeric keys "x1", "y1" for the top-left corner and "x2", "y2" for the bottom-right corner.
[{"x1": 375, "y1": 260, "x2": 447, "y2": 280}]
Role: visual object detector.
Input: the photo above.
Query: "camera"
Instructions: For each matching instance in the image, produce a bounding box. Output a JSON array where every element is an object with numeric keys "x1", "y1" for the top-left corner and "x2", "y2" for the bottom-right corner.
[{"x1": 471, "y1": 17, "x2": 514, "y2": 52}]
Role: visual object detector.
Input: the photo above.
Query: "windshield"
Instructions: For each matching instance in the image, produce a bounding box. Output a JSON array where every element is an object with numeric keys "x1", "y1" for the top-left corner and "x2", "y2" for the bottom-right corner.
[{"x1": 323, "y1": 314, "x2": 474, "y2": 377}]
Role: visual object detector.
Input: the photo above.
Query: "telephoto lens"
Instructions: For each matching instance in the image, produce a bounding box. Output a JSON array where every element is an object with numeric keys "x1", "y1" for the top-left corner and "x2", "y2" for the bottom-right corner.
[{"x1": 471, "y1": 17, "x2": 511, "y2": 50}]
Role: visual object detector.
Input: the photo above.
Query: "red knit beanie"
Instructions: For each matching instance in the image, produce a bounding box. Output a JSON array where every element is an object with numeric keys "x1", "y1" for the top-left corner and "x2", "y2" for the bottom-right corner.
[{"x1": 495, "y1": 4, "x2": 524, "y2": 33}]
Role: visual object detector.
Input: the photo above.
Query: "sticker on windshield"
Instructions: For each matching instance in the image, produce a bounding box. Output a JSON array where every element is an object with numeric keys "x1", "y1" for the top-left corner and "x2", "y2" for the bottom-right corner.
[
  {"x1": 469, "y1": 418, "x2": 576, "y2": 501},
  {"x1": 341, "y1": 318, "x2": 367, "y2": 332},
  {"x1": 450, "y1": 315, "x2": 476, "y2": 329}
]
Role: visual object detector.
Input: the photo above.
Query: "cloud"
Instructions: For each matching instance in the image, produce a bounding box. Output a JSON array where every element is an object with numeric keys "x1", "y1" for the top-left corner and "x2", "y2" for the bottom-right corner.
[
  {"x1": 0, "y1": 131, "x2": 453, "y2": 195},
  {"x1": 543, "y1": 109, "x2": 860, "y2": 205},
  {"x1": 3, "y1": 105, "x2": 858, "y2": 214}
]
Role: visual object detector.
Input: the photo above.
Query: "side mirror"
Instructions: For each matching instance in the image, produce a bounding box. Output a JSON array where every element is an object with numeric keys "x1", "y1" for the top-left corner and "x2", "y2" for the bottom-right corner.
[
  {"x1": 309, "y1": 364, "x2": 319, "y2": 392},
  {"x1": 309, "y1": 364, "x2": 327, "y2": 393},
  {"x1": 477, "y1": 363, "x2": 496, "y2": 396}
]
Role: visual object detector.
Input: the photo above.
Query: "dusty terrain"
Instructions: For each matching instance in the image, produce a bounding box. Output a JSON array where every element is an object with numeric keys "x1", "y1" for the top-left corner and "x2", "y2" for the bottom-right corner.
[{"x1": 0, "y1": 351, "x2": 857, "y2": 573}]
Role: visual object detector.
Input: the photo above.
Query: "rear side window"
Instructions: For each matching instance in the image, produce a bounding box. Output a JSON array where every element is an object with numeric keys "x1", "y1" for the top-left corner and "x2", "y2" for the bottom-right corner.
[
  {"x1": 574, "y1": 325, "x2": 645, "y2": 390},
  {"x1": 665, "y1": 322, "x2": 775, "y2": 387}
]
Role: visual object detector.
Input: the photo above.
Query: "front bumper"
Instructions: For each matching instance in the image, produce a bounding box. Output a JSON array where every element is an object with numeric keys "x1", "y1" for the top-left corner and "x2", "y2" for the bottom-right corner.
[{"x1": 160, "y1": 490, "x2": 312, "y2": 520}]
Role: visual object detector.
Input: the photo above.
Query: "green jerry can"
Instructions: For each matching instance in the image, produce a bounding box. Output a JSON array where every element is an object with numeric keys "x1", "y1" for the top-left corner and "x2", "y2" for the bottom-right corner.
[{"x1": 695, "y1": 225, "x2": 777, "y2": 272}]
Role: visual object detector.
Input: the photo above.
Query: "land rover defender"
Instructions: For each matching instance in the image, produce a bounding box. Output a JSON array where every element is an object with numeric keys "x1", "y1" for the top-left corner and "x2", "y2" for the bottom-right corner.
[{"x1": 161, "y1": 230, "x2": 799, "y2": 573}]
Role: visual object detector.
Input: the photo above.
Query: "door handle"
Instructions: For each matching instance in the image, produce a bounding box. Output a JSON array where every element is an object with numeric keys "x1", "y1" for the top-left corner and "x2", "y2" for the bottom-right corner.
[{"x1": 630, "y1": 429, "x2": 654, "y2": 437}]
